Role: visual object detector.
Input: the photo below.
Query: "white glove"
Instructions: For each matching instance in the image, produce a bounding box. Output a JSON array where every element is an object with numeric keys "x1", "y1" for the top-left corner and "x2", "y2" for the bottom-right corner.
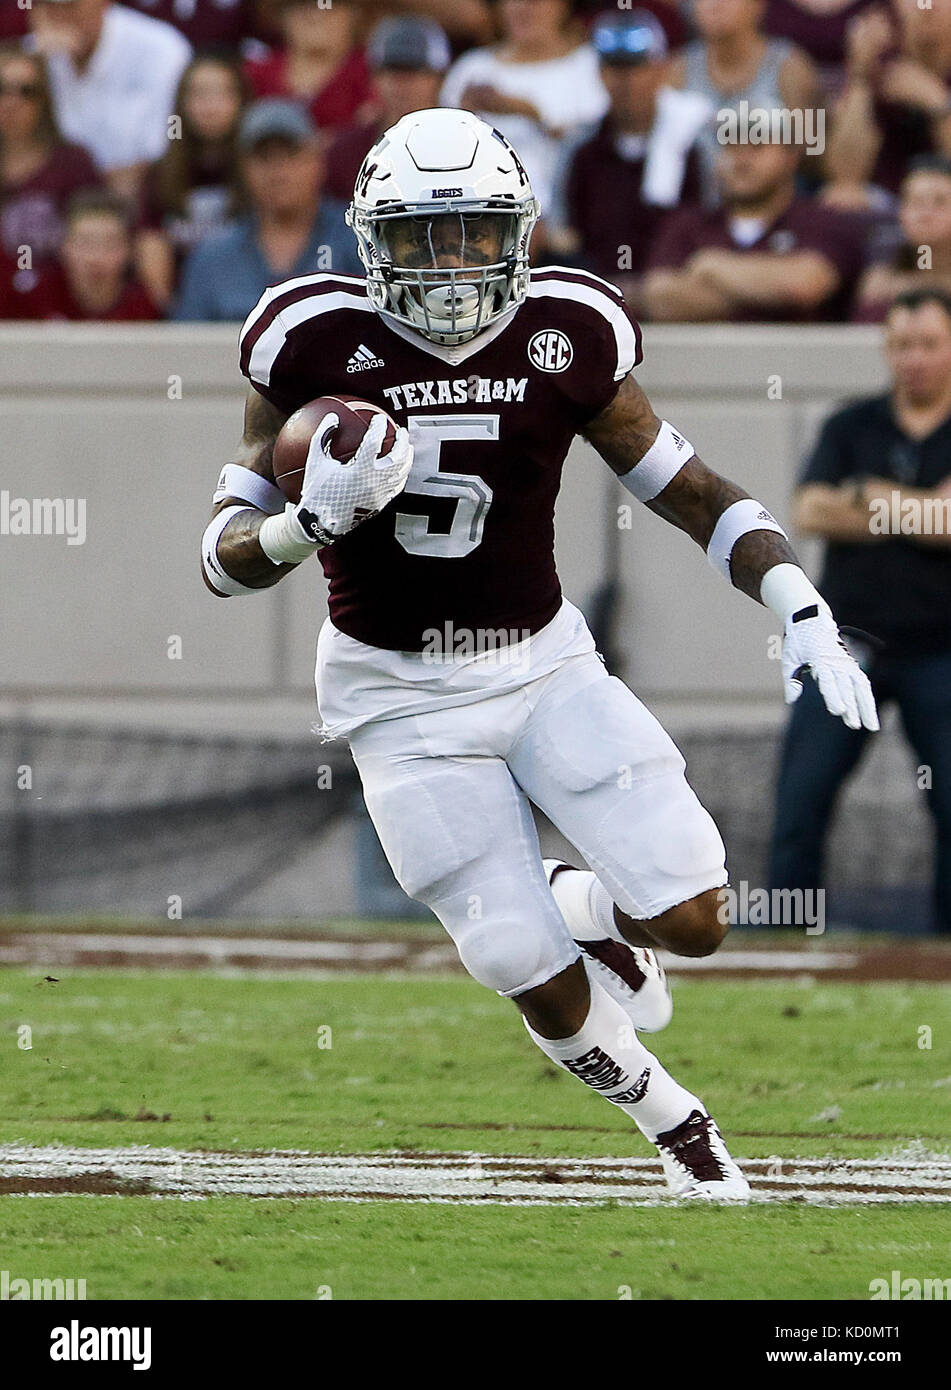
[
  {"x1": 297, "y1": 411, "x2": 413, "y2": 541},
  {"x1": 781, "y1": 602, "x2": 880, "y2": 732},
  {"x1": 259, "y1": 412, "x2": 413, "y2": 563}
]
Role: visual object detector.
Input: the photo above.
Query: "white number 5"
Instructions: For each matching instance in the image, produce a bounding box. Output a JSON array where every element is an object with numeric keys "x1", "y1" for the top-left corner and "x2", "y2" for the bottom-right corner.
[{"x1": 394, "y1": 414, "x2": 497, "y2": 558}]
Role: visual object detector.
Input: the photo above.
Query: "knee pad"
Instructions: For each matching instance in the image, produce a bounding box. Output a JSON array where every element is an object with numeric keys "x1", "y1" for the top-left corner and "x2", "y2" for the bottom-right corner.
[{"x1": 451, "y1": 912, "x2": 579, "y2": 997}]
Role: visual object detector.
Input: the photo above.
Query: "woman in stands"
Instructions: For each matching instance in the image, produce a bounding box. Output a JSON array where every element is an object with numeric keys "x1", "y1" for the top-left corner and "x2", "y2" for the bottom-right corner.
[
  {"x1": 136, "y1": 53, "x2": 249, "y2": 313},
  {"x1": 670, "y1": 0, "x2": 820, "y2": 205},
  {"x1": 0, "y1": 45, "x2": 100, "y2": 278},
  {"x1": 244, "y1": 0, "x2": 374, "y2": 133},
  {"x1": 440, "y1": 0, "x2": 610, "y2": 235}
]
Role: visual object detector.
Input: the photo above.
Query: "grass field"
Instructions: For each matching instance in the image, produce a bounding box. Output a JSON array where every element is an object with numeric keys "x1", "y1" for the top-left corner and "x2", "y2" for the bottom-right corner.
[{"x1": 2, "y1": 966, "x2": 951, "y2": 1299}]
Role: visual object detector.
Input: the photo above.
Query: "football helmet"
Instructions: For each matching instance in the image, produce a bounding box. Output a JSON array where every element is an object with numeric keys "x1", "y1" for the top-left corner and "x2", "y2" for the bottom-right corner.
[{"x1": 347, "y1": 108, "x2": 540, "y2": 346}]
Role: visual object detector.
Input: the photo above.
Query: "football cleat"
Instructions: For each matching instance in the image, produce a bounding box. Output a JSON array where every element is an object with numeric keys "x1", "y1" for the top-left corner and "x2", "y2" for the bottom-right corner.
[
  {"x1": 654, "y1": 1109, "x2": 751, "y2": 1202},
  {"x1": 544, "y1": 860, "x2": 673, "y2": 1032}
]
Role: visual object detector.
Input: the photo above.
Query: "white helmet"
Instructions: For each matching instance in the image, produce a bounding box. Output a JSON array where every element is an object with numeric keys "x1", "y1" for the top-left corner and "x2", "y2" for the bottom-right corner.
[{"x1": 347, "y1": 108, "x2": 540, "y2": 345}]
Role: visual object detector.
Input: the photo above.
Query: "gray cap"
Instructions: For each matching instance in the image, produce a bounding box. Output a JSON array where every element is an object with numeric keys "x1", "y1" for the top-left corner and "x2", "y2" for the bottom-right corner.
[
  {"x1": 591, "y1": 9, "x2": 668, "y2": 65},
  {"x1": 367, "y1": 17, "x2": 452, "y2": 74},
  {"x1": 239, "y1": 99, "x2": 316, "y2": 152}
]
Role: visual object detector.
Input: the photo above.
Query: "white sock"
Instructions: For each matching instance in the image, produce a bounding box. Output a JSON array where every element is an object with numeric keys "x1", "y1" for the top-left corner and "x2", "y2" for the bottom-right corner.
[
  {"x1": 524, "y1": 978, "x2": 700, "y2": 1143},
  {"x1": 548, "y1": 865, "x2": 628, "y2": 944}
]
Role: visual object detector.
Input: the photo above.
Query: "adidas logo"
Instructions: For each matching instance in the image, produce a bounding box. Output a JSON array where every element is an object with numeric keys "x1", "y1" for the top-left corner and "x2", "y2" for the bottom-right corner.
[{"x1": 347, "y1": 344, "x2": 385, "y2": 373}]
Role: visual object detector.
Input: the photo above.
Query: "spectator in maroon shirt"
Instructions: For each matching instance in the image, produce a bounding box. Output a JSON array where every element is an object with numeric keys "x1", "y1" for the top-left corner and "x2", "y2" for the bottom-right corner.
[
  {"x1": 560, "y1": 10, "x2": 710, "y2": 315},
  {"x1": 245, "y1": 0, "x2": 374, "y2": 133},
  {"x1": 13, "y1": 188, "x2": 159, "y2": 320},
  {"x1": 0, "y1": 45, "x2": 101, "y2": 271},
  {"x1": 136, "y1": 52, "x2": 248, "y2": 311},
  {"x1": 826, "y1": 0, "x2": 951, "y2": 210},
  {"x1": 123, "y1": 0, "x2": 255, "y2": 50},
  {"x1": 645, "y1": 123, "x2": 865, "y2": 321},
  {"x1": 763, "y1": 0, "x2": 880, "y2": 95},
  {"x1": 324, "y1": 16, "x2": 451, "y2": 206}
]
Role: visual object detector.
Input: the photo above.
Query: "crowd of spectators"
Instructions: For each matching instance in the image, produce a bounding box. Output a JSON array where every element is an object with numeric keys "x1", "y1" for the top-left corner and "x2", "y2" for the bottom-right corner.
[{"x1": 1, "y1": 0, "x2": 949, "y2": 324}]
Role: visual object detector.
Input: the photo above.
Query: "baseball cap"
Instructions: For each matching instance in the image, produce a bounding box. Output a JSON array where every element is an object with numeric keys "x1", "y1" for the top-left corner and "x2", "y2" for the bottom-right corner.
[
  {"x1": 591, "y1": 9, "x2": 668, "y2": 65},
  {"x1": 239, "y1": 99, "x2": 316, "y2": 152},
  {"x1": 367, "y1": 17, "x2": 452, "y2": 74}
]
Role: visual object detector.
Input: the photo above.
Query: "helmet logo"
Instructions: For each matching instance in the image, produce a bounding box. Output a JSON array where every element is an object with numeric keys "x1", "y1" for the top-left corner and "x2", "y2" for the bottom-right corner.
[
  {"x1": 431, "y1": 187, "x2": 463, "y2": 198},
  {"x1": 528, "y1": 329, "x2": 573, "y2": 373}
]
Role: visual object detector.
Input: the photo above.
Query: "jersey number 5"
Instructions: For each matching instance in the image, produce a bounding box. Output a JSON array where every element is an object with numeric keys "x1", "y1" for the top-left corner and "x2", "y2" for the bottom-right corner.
[{"x1": 394, "y1": 414, "x2": 497, "y2": 559}]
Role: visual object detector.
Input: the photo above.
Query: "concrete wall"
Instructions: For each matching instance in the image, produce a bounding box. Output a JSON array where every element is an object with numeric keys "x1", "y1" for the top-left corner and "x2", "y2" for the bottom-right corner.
[{"x1": 1, "y1": 323, "x2": 890, "y2": 718}]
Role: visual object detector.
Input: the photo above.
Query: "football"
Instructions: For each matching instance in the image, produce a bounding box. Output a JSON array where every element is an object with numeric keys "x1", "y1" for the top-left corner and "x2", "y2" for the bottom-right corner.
[{"x1": 272, "y1": 395, "x2": 399, "y2": 505}]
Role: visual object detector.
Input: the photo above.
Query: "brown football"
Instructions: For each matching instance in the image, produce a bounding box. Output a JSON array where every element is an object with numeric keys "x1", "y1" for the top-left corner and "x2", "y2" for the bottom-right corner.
[{"x1": 272, "y1": 395, "x2": 400, "y2": 505}]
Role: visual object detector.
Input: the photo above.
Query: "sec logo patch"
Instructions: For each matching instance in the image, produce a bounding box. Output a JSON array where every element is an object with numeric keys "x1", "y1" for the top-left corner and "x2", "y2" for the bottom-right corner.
[{"x1": 528, "y1": 329, "x2": 573, "y2": 373}]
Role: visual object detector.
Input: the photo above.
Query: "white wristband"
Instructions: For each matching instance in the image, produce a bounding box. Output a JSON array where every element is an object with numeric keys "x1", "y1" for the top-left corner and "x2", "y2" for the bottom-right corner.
[
  {"x1": 619, "y1": 420, "x2": 695, "y2": 503},
  {"x1": 760, "y1": 562, "x2": 830, "y2": 621},
  {"x1": 707, "y1": 498, "x2": 788, "y2": 581},
  {"x1": 202, "y1": 505, "x2": 260, "y2": 596},
  {"x1": 259, "y1": 503, "x2": 322, "y2": 565},
  {"x1": 213, "y1": 463, "x2": 286, "y2": 514}
]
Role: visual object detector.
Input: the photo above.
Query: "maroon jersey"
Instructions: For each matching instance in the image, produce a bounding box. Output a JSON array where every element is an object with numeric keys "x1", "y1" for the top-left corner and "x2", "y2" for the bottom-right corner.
[{"x1": 239, "y1": 268, "x2": 642, "y2": 651}]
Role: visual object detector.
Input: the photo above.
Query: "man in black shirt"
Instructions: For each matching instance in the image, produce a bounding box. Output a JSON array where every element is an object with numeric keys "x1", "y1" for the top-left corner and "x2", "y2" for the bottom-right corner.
[{"x1": 770, "y1": 287, "x2": 951, "y2": 932}]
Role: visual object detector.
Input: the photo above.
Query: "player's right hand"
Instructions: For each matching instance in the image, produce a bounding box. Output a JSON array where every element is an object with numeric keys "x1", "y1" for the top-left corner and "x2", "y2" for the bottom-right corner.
[{"x1": 295, "y1": 413, "x2": 413, "y2": 543}]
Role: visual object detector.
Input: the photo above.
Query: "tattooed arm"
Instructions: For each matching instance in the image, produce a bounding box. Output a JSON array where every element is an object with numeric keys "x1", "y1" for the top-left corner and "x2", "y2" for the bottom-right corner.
[
  {"x1": 583, "y1": 373, "x2": 800, "y2": 601},
  {"x1": 582, "y1": 374, "x2": 879, "y2": 731},
  {"x1": 202, "y1": 387, "x2": 296, "y2": 595}
]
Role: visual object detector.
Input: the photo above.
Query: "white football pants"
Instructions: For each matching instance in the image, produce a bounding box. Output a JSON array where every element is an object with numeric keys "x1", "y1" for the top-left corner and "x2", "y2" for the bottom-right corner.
[{"x1": 347, "y1": 649, "x2": 727, "y2": 998}]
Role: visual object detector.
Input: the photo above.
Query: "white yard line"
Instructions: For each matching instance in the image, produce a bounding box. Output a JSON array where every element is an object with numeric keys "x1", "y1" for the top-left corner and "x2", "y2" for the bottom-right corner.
[
  {"x1": 2, "y1": 1145, "x2": 948, "y2": 1207},
  {"x1": 0, "y1": 935, "x2": 858, "y2": 974}
]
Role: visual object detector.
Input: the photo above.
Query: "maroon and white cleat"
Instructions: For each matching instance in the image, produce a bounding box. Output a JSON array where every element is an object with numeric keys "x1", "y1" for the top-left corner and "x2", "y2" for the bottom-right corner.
[
  {"x1": 655, "y1": 1109, "x2": 751, "y2": 1202},
  {"x1": 544, "y1": 860, "x2": 673, "y2": 1032}
]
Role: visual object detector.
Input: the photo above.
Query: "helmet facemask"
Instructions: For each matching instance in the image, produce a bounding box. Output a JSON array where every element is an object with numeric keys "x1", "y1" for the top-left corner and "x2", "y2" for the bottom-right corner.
[{"x1": 350, "y1": 200, "x2": 537, "y2": 345}]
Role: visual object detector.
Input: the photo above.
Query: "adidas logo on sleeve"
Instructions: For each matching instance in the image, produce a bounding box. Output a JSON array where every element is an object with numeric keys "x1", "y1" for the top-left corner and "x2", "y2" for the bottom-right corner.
[{"x1": 347, "y1": 344, "x2": 385, "y2": 373}]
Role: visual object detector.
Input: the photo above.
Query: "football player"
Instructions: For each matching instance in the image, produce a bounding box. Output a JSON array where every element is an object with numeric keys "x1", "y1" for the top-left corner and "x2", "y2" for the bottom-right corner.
[{"x1": 201, "y1": 109, "x2": 878, "y2": 1200}]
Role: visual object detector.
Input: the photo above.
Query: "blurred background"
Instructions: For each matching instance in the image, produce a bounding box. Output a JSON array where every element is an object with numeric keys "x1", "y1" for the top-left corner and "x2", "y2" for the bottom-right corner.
[{"x1": 2, "y1": 0, "x2": 948, "y2": 933}]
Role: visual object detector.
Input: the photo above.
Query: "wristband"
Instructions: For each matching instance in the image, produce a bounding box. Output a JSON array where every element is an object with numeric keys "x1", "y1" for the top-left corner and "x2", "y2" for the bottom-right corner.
[
  {"x1": 707, "y1": 498, "x2": 788, "y2": 581},
  {"x1": 213, "y1": 463, "x2": 286, "y2": 513},
  {"x1": 201, "y1": 505, "x2": 260, "y2": 596},
  {"x1": 619, "y1": 420, "x2": 695, "y2": 503}
]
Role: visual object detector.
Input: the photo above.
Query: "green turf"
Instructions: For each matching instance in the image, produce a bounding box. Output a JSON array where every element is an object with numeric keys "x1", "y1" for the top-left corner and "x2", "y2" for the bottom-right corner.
[
  {"x1": 4, "y1": 1198, "x2": 949, "y2": 1301},
  {"x1": 1, "y1": 967, "x2": 950, "y2": 1299}
]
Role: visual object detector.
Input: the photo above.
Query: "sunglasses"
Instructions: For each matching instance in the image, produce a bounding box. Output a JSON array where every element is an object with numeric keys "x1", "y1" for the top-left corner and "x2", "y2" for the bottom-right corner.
[{"x1": 0, "y1": 82, "x2": 42, "y2": 100}]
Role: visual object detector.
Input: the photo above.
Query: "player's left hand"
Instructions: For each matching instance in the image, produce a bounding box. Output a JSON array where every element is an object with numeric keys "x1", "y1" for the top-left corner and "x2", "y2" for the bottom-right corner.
[{"x1": 781, "y1": 603, "x2": 880, "y2": 731}]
